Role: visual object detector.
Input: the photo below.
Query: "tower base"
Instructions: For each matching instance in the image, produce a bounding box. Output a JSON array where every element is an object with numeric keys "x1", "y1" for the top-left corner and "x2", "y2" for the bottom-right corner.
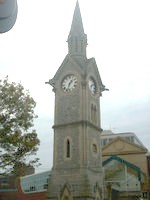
[{"x1": 46, "y1": 167, "x2": 104, "y2": 200}]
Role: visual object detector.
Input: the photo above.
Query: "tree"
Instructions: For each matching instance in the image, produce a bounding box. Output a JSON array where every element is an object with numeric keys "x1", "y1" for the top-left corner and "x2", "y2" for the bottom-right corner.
[{"x1": 0, "y1": 77, "x2": 40, "y2": 176}]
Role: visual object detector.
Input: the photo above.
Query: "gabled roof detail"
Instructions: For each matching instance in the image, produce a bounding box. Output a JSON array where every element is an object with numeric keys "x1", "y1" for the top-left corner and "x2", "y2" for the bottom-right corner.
[
  {"x1": 48, "y1": 54, "x2": 84, "y2": 87},
  {"x1": 87, "y1": 58, "x2": 107, "y2": 93},
  {"x1": 102, "y1": 136, "x2": 148, "y2": 155}
]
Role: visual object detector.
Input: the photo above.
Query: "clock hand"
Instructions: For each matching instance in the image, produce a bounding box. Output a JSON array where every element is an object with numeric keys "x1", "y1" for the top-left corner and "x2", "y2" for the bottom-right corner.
[{"x1": 68, "y1": 80, "x2": 73, "y2": 88}]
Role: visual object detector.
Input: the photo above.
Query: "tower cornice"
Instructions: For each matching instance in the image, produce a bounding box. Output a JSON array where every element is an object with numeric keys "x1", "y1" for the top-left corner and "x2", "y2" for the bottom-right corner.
[{"x1": 52, "y1": 120, "x2": 103, "y2": 132}]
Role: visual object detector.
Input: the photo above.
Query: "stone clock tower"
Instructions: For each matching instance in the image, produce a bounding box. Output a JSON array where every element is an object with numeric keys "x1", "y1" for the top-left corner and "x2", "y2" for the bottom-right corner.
[{"x1": 46, "y1": 1, "x2": 107, "y2": 200}]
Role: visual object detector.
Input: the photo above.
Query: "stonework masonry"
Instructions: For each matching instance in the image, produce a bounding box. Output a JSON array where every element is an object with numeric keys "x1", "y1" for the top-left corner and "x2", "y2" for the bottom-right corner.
[{"x1": 46, "y1": 1, "x2": 106, "y2": 200}]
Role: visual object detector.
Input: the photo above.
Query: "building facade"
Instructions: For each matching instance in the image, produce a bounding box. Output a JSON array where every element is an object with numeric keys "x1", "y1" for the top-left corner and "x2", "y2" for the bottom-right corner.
[
  {"x1": 16, "y1": 171, "x2": 51, "y2": 200},
  {"x1": 101, "y1": 132, "x2": 150, "y2": 200},
  {"x1": 46, "y1": 1, "x2": 107, "y2": 200},
  {"x1": 0, "y1": 175, "x2": 17, "y2": 200}
]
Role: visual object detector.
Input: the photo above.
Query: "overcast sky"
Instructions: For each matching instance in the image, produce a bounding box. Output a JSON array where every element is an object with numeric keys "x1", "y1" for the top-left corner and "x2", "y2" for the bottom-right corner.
[{"x1": 0, "y1": 0, "x2": 150, "y2": 172}]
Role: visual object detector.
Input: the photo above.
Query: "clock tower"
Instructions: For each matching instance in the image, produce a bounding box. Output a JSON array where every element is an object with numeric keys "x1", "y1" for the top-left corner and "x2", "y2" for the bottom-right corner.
[{"x1": 46, "y1": 1, "x2": 107, "y2": 200}]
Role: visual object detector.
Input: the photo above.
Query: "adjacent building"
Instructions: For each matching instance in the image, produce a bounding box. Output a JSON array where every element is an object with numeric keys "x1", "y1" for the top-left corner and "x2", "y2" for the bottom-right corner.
[
  {"x1": 101, "y1": 130, "x2": 144, "y2": 148},
  {"x1": 17, "y1": 171, "x2": 51, "y2": 200},
  {"x1": 0, "y1": 175, "x2": 17, "y2": 200},
  {"x1": 101, "y1": 130, "x2": 150, "y2": 199}
]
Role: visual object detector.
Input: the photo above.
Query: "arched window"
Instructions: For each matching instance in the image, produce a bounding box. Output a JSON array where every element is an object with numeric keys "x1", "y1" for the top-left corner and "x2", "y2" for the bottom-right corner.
[
  {"x1": 94, "y1": 105, "x2": 97, "y2": 124},
  {"x1": 91, "y1": 103, "x2": 97, "y2": 124},
  {"x1": 66, "y1": 139, "x2": 70, "y2": 158},
  {"x1": 91, "y1": 104, "x2": 94, "y2": 122}
]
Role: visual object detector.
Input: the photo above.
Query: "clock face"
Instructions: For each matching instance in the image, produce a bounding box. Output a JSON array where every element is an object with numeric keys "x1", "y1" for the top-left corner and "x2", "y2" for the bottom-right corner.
[
  {"x1": 88, "y1": 78, "x2": 96, "y2": 95},
  {"x1": 62, "y1": 75, "x2": 77, "y2": 92}
]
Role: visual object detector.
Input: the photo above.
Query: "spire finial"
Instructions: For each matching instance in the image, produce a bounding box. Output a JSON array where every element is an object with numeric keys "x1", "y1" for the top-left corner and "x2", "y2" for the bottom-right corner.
[
  {"x1": 69, "y1": 0, "x2": 85, "y2": 37},
  {"x1": 67, "y1": 1, "x2": 87, "y2": 57}
]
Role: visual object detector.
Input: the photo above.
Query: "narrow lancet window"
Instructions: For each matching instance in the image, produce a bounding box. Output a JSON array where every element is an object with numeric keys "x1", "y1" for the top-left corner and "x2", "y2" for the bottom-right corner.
[{"x1": 66, "y1": 139, "x2": 70, "y2": 158}]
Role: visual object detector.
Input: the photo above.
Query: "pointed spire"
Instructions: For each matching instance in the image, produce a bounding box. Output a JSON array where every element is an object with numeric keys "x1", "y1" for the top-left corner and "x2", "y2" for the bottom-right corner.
[
  {"x1": 69, "y1": 0, "x2": 85, "y2": 37},
  {"x1": 67, "y1": 1, "x2": 87, "y2": 57}
]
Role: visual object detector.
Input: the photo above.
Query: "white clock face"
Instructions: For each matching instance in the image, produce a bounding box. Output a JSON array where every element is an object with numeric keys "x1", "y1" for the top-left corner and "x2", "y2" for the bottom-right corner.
[
  {"x1": 88, "y1": 78, "x2": 96, "y2": 95},
  {"x1": 62, "y1": 75, "x2": 77, "y2": 92}
]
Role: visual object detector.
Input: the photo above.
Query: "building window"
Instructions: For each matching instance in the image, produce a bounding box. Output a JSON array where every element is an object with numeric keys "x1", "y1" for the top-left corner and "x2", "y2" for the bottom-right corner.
[
  {"x1": 66, "y1": 139, "x2": 70, "y2": 158},
  {"x1": 30, "y1": 186, "x2": 36, "y2": 191},
  {"x1": 92, "y1": 144, "x2": 97, "y2": 153},
  {"x1": 91, "y1": 103, "x2": 97, "y2": 124},
  {"x1": 102, "y1": 139, "x2": 107, "y2": 146}
]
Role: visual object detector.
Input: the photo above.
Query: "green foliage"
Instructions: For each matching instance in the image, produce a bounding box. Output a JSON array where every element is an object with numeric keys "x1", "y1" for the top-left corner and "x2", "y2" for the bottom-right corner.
[{"x1": 0, "y1": 77, "x2": 40, "y2": 176}]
